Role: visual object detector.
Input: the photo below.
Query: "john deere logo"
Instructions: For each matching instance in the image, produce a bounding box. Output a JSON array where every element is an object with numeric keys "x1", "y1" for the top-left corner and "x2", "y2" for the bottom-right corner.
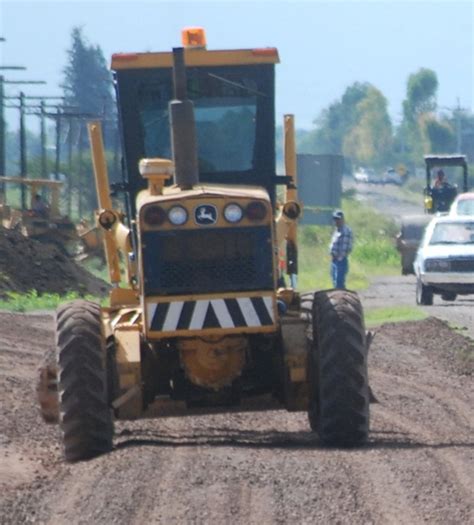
[{"x1": 195, "y1": 204, "x2": 217, "y2": 225}]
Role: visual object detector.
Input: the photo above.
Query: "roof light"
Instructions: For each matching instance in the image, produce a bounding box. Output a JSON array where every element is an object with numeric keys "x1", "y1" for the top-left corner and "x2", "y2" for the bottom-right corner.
[{"x1": 182, "y1": 27, "x2": 207, "y2": 48}]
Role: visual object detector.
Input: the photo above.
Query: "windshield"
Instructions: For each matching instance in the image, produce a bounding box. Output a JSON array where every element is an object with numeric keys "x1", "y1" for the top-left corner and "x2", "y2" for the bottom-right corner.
[
  {"x1": 429, "y1": 222, "x2": 474, "y2": 245},
  {"x1": 138, "y1": 68, "x2": 263, "y2": 173},
  {"x1": 455, "y1": 199, "x2": 474, "y2": 215}
]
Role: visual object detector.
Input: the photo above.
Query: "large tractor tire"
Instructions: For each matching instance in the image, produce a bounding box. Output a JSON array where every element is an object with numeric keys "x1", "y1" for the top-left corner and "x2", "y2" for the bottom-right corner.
[
  {"x1": 308, "y1": 289, "x2": 369, "y2": 446},
  {"x1": 416, "y1": 278, "x2": 433, "y2": 306},
  {"x1": 56, "y1": 300, "x2": 113, "y2": 462}
]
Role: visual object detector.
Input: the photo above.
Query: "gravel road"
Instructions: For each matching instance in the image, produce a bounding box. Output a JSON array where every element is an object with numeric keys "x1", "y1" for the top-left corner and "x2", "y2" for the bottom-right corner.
[
  {"x1": 0, "y1": 293, "x2": 472, "y2": 524},
  {"x1": 0, "y1": 181, "x2": 472, "y2": 524}
]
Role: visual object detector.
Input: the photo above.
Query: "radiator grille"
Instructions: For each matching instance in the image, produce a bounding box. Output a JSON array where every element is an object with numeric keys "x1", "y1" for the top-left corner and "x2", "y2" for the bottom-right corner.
[
  {"x1": 450, "y1": 258, "x2": 474, "y2": 272},
  {"x1": 142, "y1": 226, "x2": 274, "y2": 295}
]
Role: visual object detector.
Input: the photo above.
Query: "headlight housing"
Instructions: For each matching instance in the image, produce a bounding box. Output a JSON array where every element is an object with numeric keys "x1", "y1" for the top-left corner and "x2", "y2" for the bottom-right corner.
[
  {"x1": 143, "y1": 205, "x2": 166, "y2": 226},
  {"x1": 168, "y1": 205, "x2": 188, "y2": 225},
  {"x1": 224, "y1": 203, "x2": 243, "y2": 223},
  {"x1": 246, "y1": 201, "x2": 267, "y2": 221},
  {"x1": 425, "y1": 258, "x2": 451, "y2": 272}
]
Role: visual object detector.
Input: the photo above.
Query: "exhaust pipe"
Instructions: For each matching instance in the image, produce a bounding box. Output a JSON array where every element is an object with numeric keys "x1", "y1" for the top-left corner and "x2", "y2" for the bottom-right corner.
[{"x1": 169, "y1": 47, "x2": 199, "y2": 190}]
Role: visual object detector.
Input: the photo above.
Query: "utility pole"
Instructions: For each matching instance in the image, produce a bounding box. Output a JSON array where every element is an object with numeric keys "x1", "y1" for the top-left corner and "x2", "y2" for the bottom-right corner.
[
  {"x1": 19, "y1": 92, "x2": 27, "y2": 208},
  {"x1": 0, "y1": 67, "x2": 27, "y2": 180},
  {"x1": 0, "y1": 36, "x2": 28, "y2": 191},
  {"x1": 455, "y1": 98, "x2": 462, "y2": 153}
]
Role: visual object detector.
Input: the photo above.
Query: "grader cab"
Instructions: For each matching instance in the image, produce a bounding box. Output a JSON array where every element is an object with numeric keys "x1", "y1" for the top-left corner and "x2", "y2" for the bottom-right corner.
[{"x1": 38, "y1": 28, "x2": 370, "y2": 461}]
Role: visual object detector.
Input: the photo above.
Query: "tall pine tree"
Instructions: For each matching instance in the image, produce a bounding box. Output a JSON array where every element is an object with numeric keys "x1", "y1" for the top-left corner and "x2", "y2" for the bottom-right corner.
[{"x1": 62, "y1": 27, "x2": 116, "y2": 148}]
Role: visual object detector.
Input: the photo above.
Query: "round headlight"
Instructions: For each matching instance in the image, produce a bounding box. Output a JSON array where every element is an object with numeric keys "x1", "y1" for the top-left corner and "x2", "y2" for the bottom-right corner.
[
  {"x1": 246, "y1": 201, "x2": 267, "y2": 221},
  {"x1": 168, "y1": 205, "x2": 188, "y2": 225},
  {"x1": 143, "y1": 205, "x2": 166, "y2": 226},
  {"x1": 224, "y1": 203, "x2": 243, "y2": 223}
]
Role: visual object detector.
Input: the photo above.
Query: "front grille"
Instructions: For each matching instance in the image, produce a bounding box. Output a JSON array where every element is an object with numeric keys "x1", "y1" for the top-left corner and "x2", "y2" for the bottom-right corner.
[
  {"x1": 425, "y1": 257, "x2": 474, "y2": 272},
  {"x1": 142, "y1": 226, "x2": 273, "y2": 295},
  {"x1": 450, "y1": 259, "x2": 474, "y2": 272}
]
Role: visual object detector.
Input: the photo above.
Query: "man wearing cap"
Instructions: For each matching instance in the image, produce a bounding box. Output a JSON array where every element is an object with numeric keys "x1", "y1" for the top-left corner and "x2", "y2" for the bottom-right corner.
[{"x1": 329, "y1": 209, "x2": 353, "y2": 289}]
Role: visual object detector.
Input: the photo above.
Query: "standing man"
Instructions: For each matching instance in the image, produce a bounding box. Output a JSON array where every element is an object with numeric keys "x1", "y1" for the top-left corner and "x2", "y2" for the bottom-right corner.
[{"x1": 329, "y1": 209, "x2": 353, "y2": 289}]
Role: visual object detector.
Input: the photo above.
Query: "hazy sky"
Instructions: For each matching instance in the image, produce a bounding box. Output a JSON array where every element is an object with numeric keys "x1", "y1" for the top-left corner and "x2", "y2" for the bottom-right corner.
[{"x1": 0, "y1": 0, "x2": 473, "y2": 132}]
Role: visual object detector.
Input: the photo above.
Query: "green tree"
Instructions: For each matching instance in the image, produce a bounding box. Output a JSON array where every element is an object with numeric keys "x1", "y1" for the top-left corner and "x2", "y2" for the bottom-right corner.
[
  {"x1": 400, "y1": 68, "x2": 439, "y2": 162},
  {"x1": 299, "y1": 82, "x2": 371, "y2": 155},
  {"x1": 404, "y1": 68, "x2": 438, "y2": 119},
  {"x1": 420, "y1": 115, "x2": 455, "y2": 154},
  {"x1": 62, "y1": 27, "x2": 116, "y2": 147},
  {"x1": 343, "y1": 87, "x2": 393, "y2": 166}
]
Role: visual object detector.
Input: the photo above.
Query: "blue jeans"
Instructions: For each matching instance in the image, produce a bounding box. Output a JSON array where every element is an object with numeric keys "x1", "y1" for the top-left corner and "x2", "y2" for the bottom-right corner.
[{"x1": 331, "y1": 257, "x2": 348, "y2": 289}]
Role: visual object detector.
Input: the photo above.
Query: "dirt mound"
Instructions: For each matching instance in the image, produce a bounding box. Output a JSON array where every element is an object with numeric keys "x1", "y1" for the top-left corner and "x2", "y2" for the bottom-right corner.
[
  {"x1": 0, "y1": 227, "x2": 110, "y2": 298},
  {"x1": 377, "y1": 316, "x2": 474, "y2": 375}
]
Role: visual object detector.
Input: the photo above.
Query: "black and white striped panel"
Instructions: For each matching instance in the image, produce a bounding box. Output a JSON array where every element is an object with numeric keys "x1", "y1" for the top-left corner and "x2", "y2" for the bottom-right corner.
[{"x1": 147, "y1": 297, "x2": 274, "y2": 332}]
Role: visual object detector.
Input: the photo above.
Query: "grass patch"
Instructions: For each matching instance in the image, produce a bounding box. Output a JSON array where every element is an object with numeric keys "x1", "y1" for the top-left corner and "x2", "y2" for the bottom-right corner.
[
  {"x1": 0, "y1": 290, "x2": 101, "y2": 312},
  {"x1": 364, "y1": 306, "x2": 427, "y2": 327},
  {"x1": 297, "y1": 195, "x2": 400, "y2": 291}
]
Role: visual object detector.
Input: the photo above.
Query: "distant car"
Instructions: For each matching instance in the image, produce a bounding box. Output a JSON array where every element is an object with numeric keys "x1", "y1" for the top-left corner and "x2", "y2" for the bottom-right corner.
[
  {"x1": 354, "y1": 167, "x2": 369, "y2": 183},
  {"x1": 449, "y1": 192, "x2": 474, "y2": 216},
  {"x1": 414, "y1": 215, "x2": 474, "y2": 305},
  {"x1": 384, "y1": 167, "x2": 403, "y2": 185}
]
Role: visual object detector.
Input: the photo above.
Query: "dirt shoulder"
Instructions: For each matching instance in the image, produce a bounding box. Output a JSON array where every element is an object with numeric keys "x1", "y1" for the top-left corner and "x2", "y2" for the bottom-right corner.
[{"x1": 0, "y1": 306, "x2": 472, "y2": 524}]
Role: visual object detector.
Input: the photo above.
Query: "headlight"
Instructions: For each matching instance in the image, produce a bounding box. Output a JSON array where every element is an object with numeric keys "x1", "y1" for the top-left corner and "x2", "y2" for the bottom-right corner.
[
  {"x1": 143, "y1": 205, "x2": 166, "y2": 226},
  {"x1": 224, "y1": 203, "x2": 243, "y2": 223},
  {"x1": 425, "y1": 258, "x2": 450, "y2": 272},
  {"x1": 246, "y1": 201, "x2": 267, "y2": 221},
  {"x1": 168, "y1": 205, "x2": 188, "y2": 225}
]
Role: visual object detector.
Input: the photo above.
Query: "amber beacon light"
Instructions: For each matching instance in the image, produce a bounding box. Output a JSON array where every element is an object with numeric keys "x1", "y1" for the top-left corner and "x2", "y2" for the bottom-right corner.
[{"x1": 182, "y1": 27, "x2": 207, "y2": 48}]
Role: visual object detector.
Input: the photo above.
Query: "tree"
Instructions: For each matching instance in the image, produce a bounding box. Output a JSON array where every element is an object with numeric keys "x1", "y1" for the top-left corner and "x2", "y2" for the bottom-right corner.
[
  {"x1": 343, "y1": 87, "x2": 393, "y2": 166},
  {"x1": 400, "y1": 68, "x2": 439, "y2": 162},
  {"x1": 420, "y1": 115, "x2": 455, "y2": 154},
  {"x1": 298, "y1": 82, "x2": 392, "y2": 167},
  {"x1": 62, "y1": 27, "x2": 116, "y2": 148},
  {"x1": 404, "y1": 68, "x2": 438, "y2": 119},
  {"x1": 61, "y1": 27, "x2": 119, "y2": 212},
  {"x1": 299, "y1": 82, "x2": 371, "y2": 155}
]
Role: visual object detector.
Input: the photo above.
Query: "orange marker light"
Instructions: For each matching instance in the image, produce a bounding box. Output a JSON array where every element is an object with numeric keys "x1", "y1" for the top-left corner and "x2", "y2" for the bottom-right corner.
[{"x1": 182, "y1": 27, "x2": 207, "y2": 48}]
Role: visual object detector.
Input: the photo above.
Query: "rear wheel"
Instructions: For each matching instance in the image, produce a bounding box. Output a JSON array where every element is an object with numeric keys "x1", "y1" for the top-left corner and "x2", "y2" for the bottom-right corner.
[
  {"x1": 416, "y1": 278, "x2": 433, "y2": 305},
  {"x1": 308, "y1": 290, "x2": 369, "y2": 446},
  {"x1": 56, "y1": 300, "x2": 113, "y2": 462}
]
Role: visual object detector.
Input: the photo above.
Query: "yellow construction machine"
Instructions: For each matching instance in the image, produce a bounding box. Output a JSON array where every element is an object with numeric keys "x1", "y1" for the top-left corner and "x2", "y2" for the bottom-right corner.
[
  {"x1": 0, "y1": 177, "x2": 78, "y2": 250},
  {"x1": 38, "y1": 28, "x2": 369, "y2": 461}
]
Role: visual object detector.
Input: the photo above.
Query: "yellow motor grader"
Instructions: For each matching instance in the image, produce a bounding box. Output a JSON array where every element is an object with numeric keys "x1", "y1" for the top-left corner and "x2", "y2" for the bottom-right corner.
[{"x1": 38, "y1": 28, "x2": 369, "y2": 461}]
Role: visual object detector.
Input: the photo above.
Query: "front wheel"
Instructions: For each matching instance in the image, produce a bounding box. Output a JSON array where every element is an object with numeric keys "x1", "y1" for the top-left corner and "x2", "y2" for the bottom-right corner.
[
  {"x1": 308, "y1": 289, "x2": 369, "y2": 446},
  {"x1": 416, "y1": 278, "x2": 433, "y2": 305},
  {"x1": 56, "y1": 300, "x2": 113, "y2": 461}
]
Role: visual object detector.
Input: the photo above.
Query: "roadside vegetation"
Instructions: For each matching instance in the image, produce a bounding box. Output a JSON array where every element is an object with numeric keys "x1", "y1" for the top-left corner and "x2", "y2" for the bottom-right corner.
[
  {"x1": 364, "y1": 306, "x2": 427, "y2": 327},
  {"x1": 297, "y1": 192, "x2": 400, "y2": 291},
  {"x1": 0, "y1": 290, "x2": 99, "y2": 313}
]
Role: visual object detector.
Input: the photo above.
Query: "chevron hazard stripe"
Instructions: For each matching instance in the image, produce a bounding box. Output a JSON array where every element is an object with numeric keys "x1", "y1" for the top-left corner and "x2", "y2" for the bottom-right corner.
[{"x1": 147, "y1": 297, "x2": 274, "y2": 332}]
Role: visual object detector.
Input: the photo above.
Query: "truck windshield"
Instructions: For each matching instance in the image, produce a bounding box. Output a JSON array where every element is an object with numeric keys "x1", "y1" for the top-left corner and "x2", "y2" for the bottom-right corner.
[
  {"x1": 137, "y1": 68, "x2": 264, "y2": 173},
  {"x1": 114, "y1": 63, "x2": 276, "y2": 211}
]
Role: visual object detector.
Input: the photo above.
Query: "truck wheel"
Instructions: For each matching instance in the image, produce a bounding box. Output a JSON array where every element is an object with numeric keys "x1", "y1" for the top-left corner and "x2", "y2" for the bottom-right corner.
[
  {"x1": 56, "y1": 300, "x2": 113, "y2": 461},
  {"x1": 308, "y1": 290, "x2": 369, "y2": 446},
  {"x1": 416, "y1": 278, "x2": 433, "y2": 305}
]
